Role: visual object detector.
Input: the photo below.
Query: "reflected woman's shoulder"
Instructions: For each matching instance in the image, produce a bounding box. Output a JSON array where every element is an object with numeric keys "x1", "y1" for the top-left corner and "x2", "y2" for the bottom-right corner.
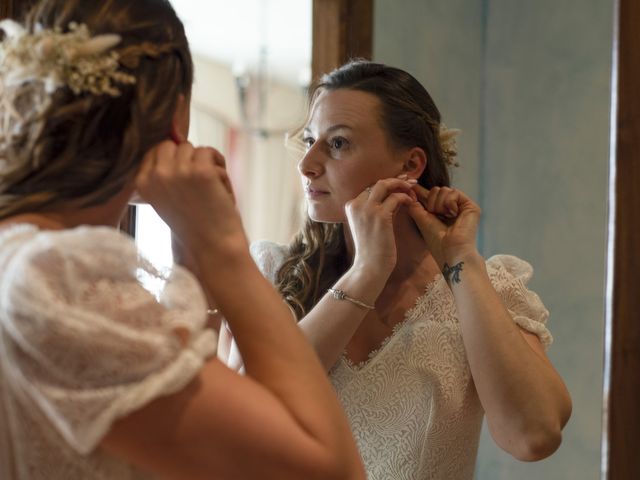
[
  {"x1": 486, "y1": 254, "x2": 535, "y2": 281},
  {"x1": 249, "y1": 240, "x2": 289, "y2": 283}
]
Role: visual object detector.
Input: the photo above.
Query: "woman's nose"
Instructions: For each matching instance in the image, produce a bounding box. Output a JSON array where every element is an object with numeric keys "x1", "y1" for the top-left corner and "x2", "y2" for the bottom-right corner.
[{"x1": 297, "y1": 146, "x2": 323, "y2": 178}]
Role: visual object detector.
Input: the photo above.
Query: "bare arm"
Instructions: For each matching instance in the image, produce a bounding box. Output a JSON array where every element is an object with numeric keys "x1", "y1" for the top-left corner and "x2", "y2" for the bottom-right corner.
[
  {"x1": 222, "y1": 262, "x2": 386, "y2": 372},
  {"x1": 409, "y1": 186, "x2": 572, "y2": 461},
  {"x1": 444, "y1": 250, "x2": 570, "y2": 460},
  {"x1": 102, "y1": 141, "x2": 365, "y2": 479},
  {"x1": 296, "y1": 265, "x2": 385, "y2": 370},
  {"x1": 103, "y1": 260, "x2": 365, "y2": 480}
]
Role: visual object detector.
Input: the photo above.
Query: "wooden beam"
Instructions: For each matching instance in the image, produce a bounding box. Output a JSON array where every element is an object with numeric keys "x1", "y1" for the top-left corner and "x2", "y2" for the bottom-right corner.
[
  {"x1": 118, "y1": 204, "x2": 137, "y2": 238},
  {"x1": 0, "y1": 0, "x2": 12, "y2": 19},
  {"x1": 603, "y1": 0, "x2": 640, "y2": 478},
  {"x1": 312, "y1": 0, "x2": 373, "y2": 82},
  {"x1": 0, "y1": 0, "x2": 36, "y2": 19}
]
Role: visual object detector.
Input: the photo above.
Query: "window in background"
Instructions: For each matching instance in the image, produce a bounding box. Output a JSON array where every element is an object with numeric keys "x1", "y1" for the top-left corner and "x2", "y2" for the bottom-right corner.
[{"x1": 135, "y1": 0, "x2": 312, "y2": 270}]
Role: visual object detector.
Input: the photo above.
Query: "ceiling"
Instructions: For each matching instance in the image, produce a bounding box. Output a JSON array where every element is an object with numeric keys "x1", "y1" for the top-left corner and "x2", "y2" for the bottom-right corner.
[{"x1": 171, "y1": 0, "x2": 312, "y2": 86}]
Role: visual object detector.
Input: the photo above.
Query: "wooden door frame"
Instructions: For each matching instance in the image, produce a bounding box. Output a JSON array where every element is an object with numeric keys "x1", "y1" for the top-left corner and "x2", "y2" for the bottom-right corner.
[
  {"x1": 311, "y1": 0, "x2": 373, "y2": 81},
  {"x1": 0, "y1": 0, "x2": 34, "y2": 20},
  {"x1": 602, "y1": 0, "x2": 640, "y2": 478}
]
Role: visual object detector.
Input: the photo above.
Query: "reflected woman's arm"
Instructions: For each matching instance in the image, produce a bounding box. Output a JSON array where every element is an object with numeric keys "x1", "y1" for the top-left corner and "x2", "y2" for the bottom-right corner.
[{"x1": 409, "y1": 185, "x2": 572, "y2": 461}]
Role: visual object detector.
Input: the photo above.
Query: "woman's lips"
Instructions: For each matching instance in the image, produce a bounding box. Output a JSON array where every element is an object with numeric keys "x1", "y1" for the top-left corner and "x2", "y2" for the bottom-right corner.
[{"x1": 305, "y1": 186, "x2": 329, "y2": 199}]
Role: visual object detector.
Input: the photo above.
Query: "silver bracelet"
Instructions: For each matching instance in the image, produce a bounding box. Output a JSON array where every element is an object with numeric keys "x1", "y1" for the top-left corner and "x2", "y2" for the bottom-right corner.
[{"x1": 327, "y1": 288, "x2": 375, "y2": 310}]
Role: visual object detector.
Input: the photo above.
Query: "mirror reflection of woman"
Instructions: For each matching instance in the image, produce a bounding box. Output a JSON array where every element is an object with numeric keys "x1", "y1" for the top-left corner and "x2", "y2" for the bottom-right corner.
[
  {"x1": 0, "y1": 1, "x2": 368, "y2": 479},
  {"x1": 221, "y1": 60, "x2": 572, "y2": 480}
]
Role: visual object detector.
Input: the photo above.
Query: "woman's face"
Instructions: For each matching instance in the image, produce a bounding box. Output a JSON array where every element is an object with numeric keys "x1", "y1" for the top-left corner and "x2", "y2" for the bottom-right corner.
[{"x1": 299, "y1": 89, "x2": 406, "y2": 223}]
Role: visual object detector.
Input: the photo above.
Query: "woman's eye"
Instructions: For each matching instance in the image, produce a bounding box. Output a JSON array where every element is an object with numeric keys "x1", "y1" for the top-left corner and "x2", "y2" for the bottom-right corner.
[
  {"x1": 329, "y1": 137, "x2": 348, "y2": 150},
  {"x1": 302, "y1": 137, "x2": 315, "y2": 149}
]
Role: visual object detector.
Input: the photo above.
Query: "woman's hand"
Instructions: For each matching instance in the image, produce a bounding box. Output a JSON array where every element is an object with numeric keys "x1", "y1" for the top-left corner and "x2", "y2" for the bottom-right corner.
[
  {"x1": 135, "y1": 141, "x2": 247, "y2": 259},
  {"x1": 408, "y1": 186, "x2": 481, "y2": 268},
  {"x1": 345, "y1": 177, "x2": 416, "y2": 276}
]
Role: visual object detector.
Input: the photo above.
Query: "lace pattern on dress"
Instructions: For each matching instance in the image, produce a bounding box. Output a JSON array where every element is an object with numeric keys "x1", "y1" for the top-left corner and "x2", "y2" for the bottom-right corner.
[
  {"x1": 250, "y1": 240, "x2": 289, "y2": 285},
  {"x1": 340, "y1": 274, "x2": 444, "y2": 371},
  {"x1": 250, "y1": 243, "x2": 553, "y2": 480},
  {"x1": 0, "y1": 224, "x2": 217, "y2": 479}
]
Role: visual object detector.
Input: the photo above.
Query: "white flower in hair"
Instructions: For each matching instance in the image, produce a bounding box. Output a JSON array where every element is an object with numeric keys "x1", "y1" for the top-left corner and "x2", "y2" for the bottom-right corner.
[
  {"x1": 439, "y1": 123, "x2": 461, "y2": 167},
  {"x1": 0, "y1": 20, "x2": 136, "y2": 96}
]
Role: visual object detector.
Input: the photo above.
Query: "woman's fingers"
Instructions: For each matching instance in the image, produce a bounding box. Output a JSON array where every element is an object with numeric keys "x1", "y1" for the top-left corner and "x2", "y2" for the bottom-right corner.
[
  {"x1": 408, "y1": 201, "x2": 443, "y2": 237},
  {"x1": 434, "y1": 188, "x2": 459, "y2": 217},
  {"x1": 410, "y1": 186, "x2": 482, "y2": 236},
  {"x1": 135, "y1": 141, "x2": 174, "y2": 196},
  {"x1": 175, "y1": 142, "x2": 197, "y2": 176},
  {"x1": 191, "y1": 147, "x2": 236, "y2": 203},
  {"x1": 208, "y1": 147, "x2": 227, "y2": 168},
  {"x1": 379, "y1": 192, "x2": 415, "y2": 216},
  {"x1": 136, "y1": 141, "x2": 234, "y2": 208},
  {"x1": 414, "y1": 185, "x2": 460, "y2": 218},
  {"x1": 367, "y1": 178, "x2": 417, "y2": 203},
  {"x1": 153, "y1": 140, "x2": 180, "y2": 174}
]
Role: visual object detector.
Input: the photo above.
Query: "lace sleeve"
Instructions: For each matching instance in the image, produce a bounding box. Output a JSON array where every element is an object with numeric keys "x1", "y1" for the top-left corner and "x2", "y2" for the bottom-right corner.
[
  {"x1": 0, "y1": 226, "x2": 217, "y2": 454},
  {"x1": 486, "y1": 255, "x2": 553, "y2": 348},
  {"x1": 249, "y1": 240, "x2": 297, "y2": 322},
  {"x1": 249, "y1": 240, "x2": 289, "y2": 285}
]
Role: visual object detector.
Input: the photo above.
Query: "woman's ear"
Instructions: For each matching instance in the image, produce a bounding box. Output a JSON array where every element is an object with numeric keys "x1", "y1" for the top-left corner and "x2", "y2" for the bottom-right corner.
[
  {"x1": 170, "y1": 93, "x2": 191, "y2": 144},
  {"x1": 402, "y1": 147, "x2": 427, "y2": 179}
]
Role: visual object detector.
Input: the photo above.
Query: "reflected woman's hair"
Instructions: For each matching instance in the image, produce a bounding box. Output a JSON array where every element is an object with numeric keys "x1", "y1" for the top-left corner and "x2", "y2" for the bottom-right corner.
[
  {"x1": 0, "y1": 0, "x2": 193, "y2": 219},
  {"x1": 278, "y1": 60, "x2": 452, "y2": 318}
]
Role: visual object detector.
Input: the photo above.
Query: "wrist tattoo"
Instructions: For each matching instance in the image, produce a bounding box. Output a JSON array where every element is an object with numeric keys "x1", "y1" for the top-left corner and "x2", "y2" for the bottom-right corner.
[{"x1": 442, "y1": 262, "x2": 464, "y2": 284}]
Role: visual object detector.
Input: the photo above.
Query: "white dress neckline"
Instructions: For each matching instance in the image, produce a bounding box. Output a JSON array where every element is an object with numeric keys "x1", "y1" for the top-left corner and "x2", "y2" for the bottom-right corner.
[{"x1": 340, "y1": 273, "x2": 444, "y2": 373}]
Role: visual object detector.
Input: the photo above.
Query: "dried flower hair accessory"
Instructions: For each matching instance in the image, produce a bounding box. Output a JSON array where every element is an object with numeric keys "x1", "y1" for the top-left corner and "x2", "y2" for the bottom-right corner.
[
  {"x1": 0, "y1": 20, "x2": 136, "y2": 97},
  {"x1": 439, "y1": 124, "x2": 461, "y2": 167}
]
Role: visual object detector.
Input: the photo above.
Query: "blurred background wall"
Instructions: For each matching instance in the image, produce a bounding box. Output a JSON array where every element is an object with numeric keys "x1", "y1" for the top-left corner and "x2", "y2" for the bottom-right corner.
[{"x1": 374, "y1": 1, "x2": 612, "y2": 479}]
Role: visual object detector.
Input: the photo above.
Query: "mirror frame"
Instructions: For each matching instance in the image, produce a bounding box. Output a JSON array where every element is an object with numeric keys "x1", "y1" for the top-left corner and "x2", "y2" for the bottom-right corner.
[
  {"x1": 311, "y1": 0, "x2": 373, "y2": 80},
  {"x1": 602, "y1": 0, "x2": 640, "y2": 478}
]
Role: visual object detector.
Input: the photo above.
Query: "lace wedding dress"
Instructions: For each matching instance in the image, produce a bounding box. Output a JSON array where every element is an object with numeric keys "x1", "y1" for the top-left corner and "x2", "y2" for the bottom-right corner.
[
  {"x1": 0, "y1": 224, "x2": 217, "y2": 479},
  {"x1": 251, "y1": 240, "x2": 552, "y2": 480}
]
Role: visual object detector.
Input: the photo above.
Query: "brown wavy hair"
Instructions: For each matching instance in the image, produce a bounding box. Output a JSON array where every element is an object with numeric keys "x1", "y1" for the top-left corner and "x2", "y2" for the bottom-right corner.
[
  {"x1": 277, "y1": 60, "x2": 452, "y2": 319},
  {"x1": 0, "y1": 0, "x2": 193, "y2": 218}
]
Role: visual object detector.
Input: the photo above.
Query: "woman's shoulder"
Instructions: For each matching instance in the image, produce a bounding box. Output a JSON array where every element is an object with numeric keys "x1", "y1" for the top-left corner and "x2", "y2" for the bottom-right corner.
[
  {"x1": 1, "y1": 225, "x2": 143, "y2": 292},
  {"x1": 250, "y1": 240, "x2": 290, "y2": 283},
  {"x1": 1, "y1": 223, "x2": 136, "y2": 275},
  {"x1": 2, "y1": 223, "x2": 135, "y2": 253},
  {"x1": 485, "y1": 254, "x2": 552, "y2": 346},
  {"x1": 0, "y1": 224, "x2": 216, "y2": 456},
  {"x1": 485, "y1": 254, "x2": 535, "y2": 284},
  {"x1": 0, "y1": 224, "x2": 207, "y2": 326}
]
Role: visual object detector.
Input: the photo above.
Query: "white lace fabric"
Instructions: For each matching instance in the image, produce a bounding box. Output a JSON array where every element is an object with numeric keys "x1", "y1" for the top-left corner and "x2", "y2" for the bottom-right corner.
[
  {"x1": 0, "y1": 224, "x2": 217, "y2": 479},
  {"x1": 252, "y1": 240, "x2": 552, "y2": 480}
]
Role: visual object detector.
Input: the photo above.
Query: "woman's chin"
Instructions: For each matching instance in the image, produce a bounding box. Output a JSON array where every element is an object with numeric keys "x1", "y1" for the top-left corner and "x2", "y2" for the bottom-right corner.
[{"x1": 307, "y1": 208, "x2": 345, "y2": 224}]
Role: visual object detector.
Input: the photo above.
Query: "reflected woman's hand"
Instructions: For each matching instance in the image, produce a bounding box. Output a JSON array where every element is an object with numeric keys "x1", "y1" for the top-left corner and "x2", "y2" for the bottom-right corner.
[
  {"x1": 408, "y1": 185, "x2": 481, "y2": 268},
  {"x1": 346, "y1": 177, "x2": 416, "y2": 275}
]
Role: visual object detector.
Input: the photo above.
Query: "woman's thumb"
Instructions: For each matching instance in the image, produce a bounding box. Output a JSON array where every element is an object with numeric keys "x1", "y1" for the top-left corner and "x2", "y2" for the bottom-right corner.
[{"x1": 408, "y1": 201, "x2": 443, "y2": 238}]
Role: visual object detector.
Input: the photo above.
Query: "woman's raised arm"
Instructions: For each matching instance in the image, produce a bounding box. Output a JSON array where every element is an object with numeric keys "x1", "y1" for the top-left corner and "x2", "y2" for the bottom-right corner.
[{"x1": 101, "y1": 141, "x2": 365, "y2": 479}]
